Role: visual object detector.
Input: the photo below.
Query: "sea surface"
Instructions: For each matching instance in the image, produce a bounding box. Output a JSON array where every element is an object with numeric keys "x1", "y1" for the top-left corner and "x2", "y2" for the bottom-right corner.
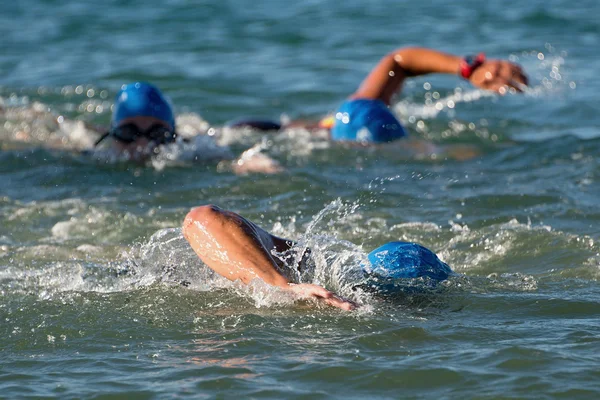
[{"x1": 2, "y1": 0, "x2": 600, "y2": 398}]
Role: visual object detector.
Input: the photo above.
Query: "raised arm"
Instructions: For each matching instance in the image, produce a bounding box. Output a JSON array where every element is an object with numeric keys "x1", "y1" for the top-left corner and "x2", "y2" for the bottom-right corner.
[
  {"x1": 182, "y1": 205, "x2": 355, "y2": 310},
  {"x1": 351, "y1": 47, "x2": 528, "y2": 105}
]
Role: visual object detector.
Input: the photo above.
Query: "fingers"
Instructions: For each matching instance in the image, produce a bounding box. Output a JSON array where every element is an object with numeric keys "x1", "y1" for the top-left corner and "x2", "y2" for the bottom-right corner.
[
  {"x1": 287, "y1": 283, "x2": 357, "y2": 311},
  {"x1": 511, "y1": 67, "x2": 528, "y2": 86},
  {"x1": 307, "y1": 285, "x2": 334, "y2": 300},
  {"x1": 487, "y1": 77, "x2": 527, "y2": 95},
  {"x1": 288, "y1": 283, "x2": 332, "y2": 299},
  {"x1": 505, "y1": 64, "x2": 528, "y2": 91},
  {"x1": 513, "y1": 68, "x2": 529, "y2": 88},
  {"x1": 511, "y1": 63, "x2": 528, "y2": 83},
  {"x1": 482, "y1": 80, "x2": 509, "y2": 94},
  {"x1": 323, "y1": 295, "x2": 358, "y2": 311},
  {"x1": 508, "y1": 78, "x2": 528, "y2": 93}
]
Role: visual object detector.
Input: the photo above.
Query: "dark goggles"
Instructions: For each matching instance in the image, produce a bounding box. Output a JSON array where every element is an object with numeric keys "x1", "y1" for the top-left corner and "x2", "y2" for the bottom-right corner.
[
  {"x1": 109, "y1": 123, "x2": 177, "y2": 144},
  {"x1": 95, "y1": 123, "x2": 177, "y2": 146}
]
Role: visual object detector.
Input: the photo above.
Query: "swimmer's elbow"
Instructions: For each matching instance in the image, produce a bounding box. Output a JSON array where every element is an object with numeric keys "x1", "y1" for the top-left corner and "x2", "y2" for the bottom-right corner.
[
  {"x1": 388, "y1": 47, "x2": 426, "y2": 71},
  {"x1": 183, "y1": 204, "x2": 223, "y2": 239}
]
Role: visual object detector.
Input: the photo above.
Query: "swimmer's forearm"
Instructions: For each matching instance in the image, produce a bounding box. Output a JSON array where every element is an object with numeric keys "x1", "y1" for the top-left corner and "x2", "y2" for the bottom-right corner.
[{"x1": 392, "y1": 47, "x2": 462, "y2": 76}]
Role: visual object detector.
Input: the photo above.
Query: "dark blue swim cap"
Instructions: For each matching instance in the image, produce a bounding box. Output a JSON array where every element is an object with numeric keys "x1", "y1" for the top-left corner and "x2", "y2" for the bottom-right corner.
[
  {"x1": 112, "y1": 82, "x2": 175, "y2": 130},
  {"x1": 365, "y1": 241, "x2": 453, "y2": 282}
]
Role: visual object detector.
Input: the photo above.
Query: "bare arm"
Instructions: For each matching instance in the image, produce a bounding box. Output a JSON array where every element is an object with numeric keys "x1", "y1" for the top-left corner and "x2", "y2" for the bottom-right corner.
[
  {"x1": 182, "y1": 205, "x2": 355, "y2": 310},
  {"x1": 351, "y1": 47, "x2": 528, "y2": 105}
]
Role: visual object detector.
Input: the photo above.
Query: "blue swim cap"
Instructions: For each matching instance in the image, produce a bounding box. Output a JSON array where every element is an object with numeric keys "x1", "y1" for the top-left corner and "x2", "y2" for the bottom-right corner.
[
  {"x1": 331, "y1": 99, "x2": 407, "y2": 143},
  {"x1": 112, "y1": 82, "x2": 175, "y2": 130},
  {"x1": 365, "y1": 241, "x2": 453, "y2": 282}
]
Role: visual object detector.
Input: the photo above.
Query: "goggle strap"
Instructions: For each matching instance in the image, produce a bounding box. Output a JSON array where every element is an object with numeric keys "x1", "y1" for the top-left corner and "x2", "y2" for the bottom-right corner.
[{"x1": 94, "y1": 131, "x2": 110, "y2": 147}]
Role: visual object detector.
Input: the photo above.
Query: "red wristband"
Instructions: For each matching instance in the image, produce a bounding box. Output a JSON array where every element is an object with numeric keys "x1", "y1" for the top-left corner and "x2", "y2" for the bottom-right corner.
[{"x1": 459, "y1": 53, "x2": 486, "y2": 79}]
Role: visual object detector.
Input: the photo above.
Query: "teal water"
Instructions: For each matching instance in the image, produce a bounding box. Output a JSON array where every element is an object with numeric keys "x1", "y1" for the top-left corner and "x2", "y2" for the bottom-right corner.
[{"x1": 2, "y1": 0, "x2": 600, "y2": 398}]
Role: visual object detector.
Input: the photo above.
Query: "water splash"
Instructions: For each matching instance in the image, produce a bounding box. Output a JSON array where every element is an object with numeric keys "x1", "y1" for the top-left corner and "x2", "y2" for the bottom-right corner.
[{"x1": 0, "y1": 98, "x2": 99, "y2": 150}]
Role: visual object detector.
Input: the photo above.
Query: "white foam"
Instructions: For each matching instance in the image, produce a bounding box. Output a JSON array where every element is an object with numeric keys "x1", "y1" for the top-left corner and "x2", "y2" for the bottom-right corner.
[
  {"x1": 0, "y1": 99, "x2": 100, "y2": 150},
  {"x1": 394, "y1": 88, "x2": 494, "y2": 121}
]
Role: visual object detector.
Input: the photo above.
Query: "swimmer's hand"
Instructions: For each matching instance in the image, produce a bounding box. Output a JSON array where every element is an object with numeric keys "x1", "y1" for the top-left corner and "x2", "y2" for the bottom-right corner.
[
  {"x1": 286, "y1": 283, "x2": 357, "y2": 311},
  {"x1": 231, "y1": 144, "x2": 284, "y2": 175},
  {"x1": 232, "y1": 152, "x2": 284, "y2": 175},
  {"x1": 469, "y1": 60, "x2": 528, "y2": 94}
]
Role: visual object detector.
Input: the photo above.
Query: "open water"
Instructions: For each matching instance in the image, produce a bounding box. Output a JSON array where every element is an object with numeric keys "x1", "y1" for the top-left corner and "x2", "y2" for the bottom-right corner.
[{"x1": 1, "y1": 0, "x2": 600, "y2": 398}]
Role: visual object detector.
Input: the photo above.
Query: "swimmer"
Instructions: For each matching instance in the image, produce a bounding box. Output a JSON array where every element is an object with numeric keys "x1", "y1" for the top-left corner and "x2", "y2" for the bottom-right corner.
[
  {"x1": 94, "y1": 82, "x2": 282, "y2": 173},
  {"x1": 94, "y1": 82, "x2": 178, "y2": 161},
  {"x1": 329, "y1": 48, "x2": 527, "y2": 143},
  {"x1": 232, "y1": 47, "x2": 528, "y2": 145},
  {"x1": 182, "y1": 205, "x2": 453, "y2": 311}
]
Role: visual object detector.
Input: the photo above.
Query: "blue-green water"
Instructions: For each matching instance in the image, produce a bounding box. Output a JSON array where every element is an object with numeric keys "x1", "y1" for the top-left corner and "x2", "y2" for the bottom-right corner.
[{"x1": 2, "y1": 0, "x2": 600, "y2": 398}]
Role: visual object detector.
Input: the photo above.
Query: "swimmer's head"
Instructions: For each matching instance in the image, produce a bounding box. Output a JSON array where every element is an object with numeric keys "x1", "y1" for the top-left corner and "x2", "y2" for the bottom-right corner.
[
  {"x1": 112, "y1": 82, "x2": 175, "y2": 130},
  {"x1": 94, "y1": 82, "x2": 177, "y2": 147},
  {"x1": 366, "y1": 241, "x2": 453, "y2": 281}
]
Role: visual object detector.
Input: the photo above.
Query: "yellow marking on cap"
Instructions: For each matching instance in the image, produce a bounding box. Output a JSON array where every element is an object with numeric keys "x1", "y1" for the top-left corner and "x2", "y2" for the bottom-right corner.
[{"x1": 318, "y1": 115, "x2": 335, "y2": 129}]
